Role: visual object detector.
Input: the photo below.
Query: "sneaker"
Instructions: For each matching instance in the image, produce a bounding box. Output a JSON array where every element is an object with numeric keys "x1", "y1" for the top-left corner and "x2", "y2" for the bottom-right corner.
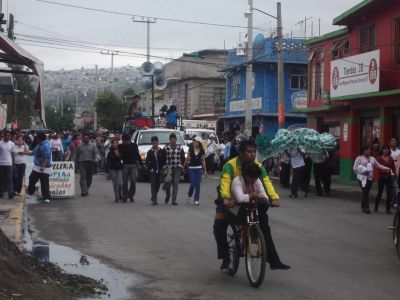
[
  {"x1": 186, "y1": 197, "x2": 192, "y2": 204},
  {"x1": 194, "y1": 201, "x2": 199, "y2": 206},
  {"x1": 220, "y1": 258, "x2": 231, "y2": 273},
  {"x1": 172, "y1": 202, "x2": 178, "y2": 206},
  {"x1": 26, "y1": 194, "x2": 36, "y2": 201},
  {"x1": 43, "y1": 199, "x2": 51, "y2": 203}
]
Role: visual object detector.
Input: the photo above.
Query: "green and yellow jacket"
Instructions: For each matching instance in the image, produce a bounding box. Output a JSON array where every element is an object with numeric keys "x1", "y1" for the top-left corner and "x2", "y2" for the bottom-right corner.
[{"x1": 220, "y1": 157, "x2": 279, "y2": 202}]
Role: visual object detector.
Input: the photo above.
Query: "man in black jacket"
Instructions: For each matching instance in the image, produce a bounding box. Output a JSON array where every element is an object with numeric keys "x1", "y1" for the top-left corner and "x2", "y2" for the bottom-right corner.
[
  {"x1": 145, "y1": 136, "x2": 166, "y2": 205},
  {"x1": 118, "y1": 134, "x2": 142, "y2": 203}
]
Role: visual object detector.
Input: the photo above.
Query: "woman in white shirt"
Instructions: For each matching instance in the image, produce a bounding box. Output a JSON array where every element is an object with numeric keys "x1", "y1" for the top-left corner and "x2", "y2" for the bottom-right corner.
[
  {"x1": 353, "y1": 145, "x2": 390, "y2": 214},
  {"x1": 13, "y1": 135, "x2": 29, "y2": 195},
  {"x1": 50, "y1": 133, "x2": 64, "y2": 161}
]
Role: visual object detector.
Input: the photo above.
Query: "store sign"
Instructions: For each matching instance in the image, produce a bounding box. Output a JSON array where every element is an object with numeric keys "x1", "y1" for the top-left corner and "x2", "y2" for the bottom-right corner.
[
  {"x1": 331, "y1": 50, "x2": 380, "y2": 98},
  {"x1": 49, "y1": 162, "x2": 75, "y2": 198},
  {"x1": 291, "y1": 91, "x2": 307, "y2": 109},
  {"x1": 230, "y1": 97, "x2": 262, "y2": 112}
]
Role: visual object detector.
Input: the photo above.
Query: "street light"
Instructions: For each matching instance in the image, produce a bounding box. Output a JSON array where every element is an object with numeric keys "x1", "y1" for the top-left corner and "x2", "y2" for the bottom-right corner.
[{"x1": 244, "y1": 2, "x2": 285, "y2": 135}]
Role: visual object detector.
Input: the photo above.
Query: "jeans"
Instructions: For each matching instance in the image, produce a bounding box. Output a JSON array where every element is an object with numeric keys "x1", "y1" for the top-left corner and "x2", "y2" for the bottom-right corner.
[
  {"x1": 110, "y1": 169, "x2": 123, "y2": 201},
  {"x1": 0, "y1": 165, "x2": 13, "y2": 197},
  {"x1": 188, "y1": 168, "x2": 203, "y2": 201},
  {"x1": 150, "y1": 172, "x2": 161, "y2": 204},
  {"x1": 165, "y1": 168, "x2": 181, "y2": 204},
  {"x1": 213, "y1": 203, "x2": 283, "y2": 267},
  {"x1": 358, "y1": 179, "x2": 373, "y2": 211},
  {"x1": 374, "y1": 175, "x2": 392, "y2": 212},
  {"x1": 80, "y1": 161, "x2": 96, "y2": 195},
  {"x1": 28, "y1": 170, "x2": 50, "y2": 200},
  {"x1": 206, "y1": 154, "x2": 215, "y2": 174},
  {"x1": 122, "y1": 164, "x2": 137, "y2": 201},
  {"x1": 13, "y1": 163, "x2": 26, "y2": 194}
]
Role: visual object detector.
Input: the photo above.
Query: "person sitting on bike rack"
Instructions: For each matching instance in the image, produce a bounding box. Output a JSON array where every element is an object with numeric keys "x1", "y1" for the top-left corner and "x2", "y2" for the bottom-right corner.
[{"x1": 213, "y1": 139, "x2": 290, "y2": 272}]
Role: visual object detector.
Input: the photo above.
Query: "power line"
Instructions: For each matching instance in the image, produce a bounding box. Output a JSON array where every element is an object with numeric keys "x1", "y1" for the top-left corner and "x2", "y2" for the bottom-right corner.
[{"x1": 34, "y1": 0, "x2": 266, "y2": 31}]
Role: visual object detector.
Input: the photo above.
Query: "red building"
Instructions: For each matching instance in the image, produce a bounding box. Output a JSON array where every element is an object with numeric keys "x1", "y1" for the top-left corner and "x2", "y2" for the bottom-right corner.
[{"x1": 299, "y1": 0, "x2": 400, "y2": 184}]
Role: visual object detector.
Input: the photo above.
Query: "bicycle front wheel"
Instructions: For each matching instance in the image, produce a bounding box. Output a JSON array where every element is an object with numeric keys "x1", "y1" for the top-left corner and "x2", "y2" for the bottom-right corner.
[
  {"x1": 393, "y1": 212, "x2": 400, "y2": 245},
  {"x1": 226, "y1": 224, "x2": 240, "y2": 275},
  {"x1": 245, "y1": 225, "x2": 266, "y2": 288}
]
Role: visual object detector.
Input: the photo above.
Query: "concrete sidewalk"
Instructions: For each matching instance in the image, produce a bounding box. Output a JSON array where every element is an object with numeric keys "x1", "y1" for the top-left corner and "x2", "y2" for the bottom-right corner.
[{"x1": 0, "y1": 194, "x2": 25, "y2": 245}]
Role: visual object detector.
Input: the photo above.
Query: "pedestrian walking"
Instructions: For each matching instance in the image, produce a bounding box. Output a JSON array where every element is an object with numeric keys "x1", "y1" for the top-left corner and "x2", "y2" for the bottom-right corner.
[
  {"x1": 0, "y1": 131, "x2": 16, "y2": 199},
  {"x1": 374, "y1": 145, "x2": 396, "y2": 213},
  {"x1": 119, "y1": 134, "x2": 142, "y2": 203},
  {"x1": 184, "y1": 136, "x2": 207, "y2": 205},
  {"x1": 13, "y1": 135, "x2": 29, "y2": 196},
  {"x1": 145, "y1": 136, "x2": 166, "y2": 205},
  {"x1": 279, "y1": 150, "x2": 291, "y2": 188},
  {"x1": 107, "y1": 139, "x2": 123, "y2": 202},
  {"x1": 50, "y1": 133, "x2": 64, "y2": 161},
  {"x1": 75, "y1": 133, "x2": 100, "y2": 197},
  {"x1": 26, "y1": 132, "x2": 52, "y2": 203},
  {"x1": 311, "y1": 150, "x2": 331, "y2": 196},
  {"x1": 353, "y1": 145, "x2": 391, "y2": 214},
  {"x1": 289, "y1": 147, "x2": 308, "y2": 198},
  {"x1": 164, "y1": 133, "x2": 185, "y2": 205}
]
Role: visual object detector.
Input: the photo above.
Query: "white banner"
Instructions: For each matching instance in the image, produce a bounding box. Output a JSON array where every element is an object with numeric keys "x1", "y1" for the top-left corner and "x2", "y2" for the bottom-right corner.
[
  {"x1": 331, "y1": 50, "x2": 380, "y2": 98},
  {"x1": 49, "y1": 162, "x2": 75, "y2": 198},
  {"x1": 230, "y1": 97, "x2": 262, "y2": 112}
]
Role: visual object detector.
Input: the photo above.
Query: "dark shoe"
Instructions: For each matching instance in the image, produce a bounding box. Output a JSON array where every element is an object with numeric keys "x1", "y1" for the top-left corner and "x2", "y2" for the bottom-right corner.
[
  {"x1": 304, "y1": 193, "x2": 308, "y2": 198},
  {"x1": 152, "y1": 202, "x2": 158, "y2": 206},
  {"x1": 130, "y1": 197, "x2": 134, "y2": 203},
  {"x1": 8, "y1": 194, "x2": 14, "y2": 200},
  {"x1": 220, "y1": 258, "x2": 231, "y2": 273},
  {"x1": 165, "y1": 197, "x2": 170, "y2": 204},
  {"x1": 81, "y1": 193, "x2": 88, "y2": 197},
  {"x1": 270, "y1": 262, "x2": 291, "y2": 270},
  {"x1": 289, "y1": 194, "x2": 298, "y2": 198},
  {"x1": 172, "y1": 202, "x2": 178, "y2": 206},
  {"x1": 374, "y1": 206, "x2": 378, "y2": 212},
  {"x1": 362, "y1": 209, "x2": 371, "y2": 214},
  {"x1": 115, "y1": 199, "x2": 119, "y2": 202}
]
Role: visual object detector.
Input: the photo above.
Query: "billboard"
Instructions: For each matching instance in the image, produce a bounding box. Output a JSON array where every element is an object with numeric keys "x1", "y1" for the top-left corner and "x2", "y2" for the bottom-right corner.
[{"x1": 331, "y1": 50, "x2": 380, "y2": 98}]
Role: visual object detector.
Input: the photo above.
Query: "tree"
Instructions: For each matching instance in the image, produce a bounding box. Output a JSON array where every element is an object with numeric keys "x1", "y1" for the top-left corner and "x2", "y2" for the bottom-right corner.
[
  {"x1": 94, "y1": 91, "x2": 127, "y2": 131},
  {"x1": 45, "y1": 105, "x2": 74, "y2": 131}
]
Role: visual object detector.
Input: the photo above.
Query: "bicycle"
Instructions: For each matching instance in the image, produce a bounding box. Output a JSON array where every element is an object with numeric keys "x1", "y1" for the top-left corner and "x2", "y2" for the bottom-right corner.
[{"x1": 225, "y1": 201, "x2": 267, "y2": 288}]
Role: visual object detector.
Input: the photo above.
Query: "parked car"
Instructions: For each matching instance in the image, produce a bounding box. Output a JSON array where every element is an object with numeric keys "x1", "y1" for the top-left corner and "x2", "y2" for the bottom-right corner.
[{"x1": 131, "y1": 128, "x2": 189, "y2": 181}]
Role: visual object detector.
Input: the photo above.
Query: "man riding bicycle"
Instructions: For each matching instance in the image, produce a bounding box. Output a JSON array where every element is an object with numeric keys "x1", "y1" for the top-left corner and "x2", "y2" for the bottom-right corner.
[{"x1": 213, "y1": 139, "x2": 290, "y2": 272}]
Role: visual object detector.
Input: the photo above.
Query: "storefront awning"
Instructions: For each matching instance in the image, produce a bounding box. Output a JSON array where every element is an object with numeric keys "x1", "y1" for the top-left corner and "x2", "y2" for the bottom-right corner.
[{"x1": 0, "y1": 33, "x2": 45, "y2": 126}]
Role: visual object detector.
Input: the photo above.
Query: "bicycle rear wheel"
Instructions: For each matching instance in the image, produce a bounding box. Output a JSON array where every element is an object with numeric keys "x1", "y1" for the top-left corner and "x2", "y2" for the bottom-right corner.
[
  {"x1": 245, "y1": 225, "x2": 266, "y2": 288},
  {"x1": 393, "y1": 212, "x2": 399, "y2": 245},
  {"x1": 226, "y1": 224, "x2": 240, "y2": 275}
]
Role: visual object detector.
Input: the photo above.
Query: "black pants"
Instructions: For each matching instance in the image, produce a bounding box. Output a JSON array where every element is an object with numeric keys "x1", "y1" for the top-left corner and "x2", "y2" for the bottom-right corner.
[
  {"x1": 150, "y1": 172, "x2": 161, "y2": 204},
  {"x1": 304, "y1": 157, "x2": 312, "y2": 189},
  {"x1": 206, "y1": 154, "x2": 215, "y2": 174},
  {"x1": 28, "y1": 170, "x2": 50, "y2": 200},
  {"x1": 280, "y1": 162, "x2": 291, "y2": 188},
  {"x1": 374, "y1": 175, "x2": 392, "y2": 212},
  {"x1": 291, "y1": 166, "x2": 308, "y2": 197},
  {"x1": 358, "y1": 179, "x2": 372, "y2": 211},
  {"x1": 13, "y1": 163, "x2": 26, "y2": 194},
  {"x1": 213, "y1": 203, "x2": 283, "y2": 267},
  {"x1": 0, "y1": 165, "x2": 13, "y2": 197},
  {"x1": 313, "y1": 162, "x2": 331, "y2": 195}
]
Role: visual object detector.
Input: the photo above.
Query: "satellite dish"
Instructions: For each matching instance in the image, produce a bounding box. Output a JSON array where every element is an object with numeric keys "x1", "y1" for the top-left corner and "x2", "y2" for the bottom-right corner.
[
  {"x1": 153, "y1": 61, "x2": 164, "y2": 76},
  {"x1": 141, "y1": 61, "x2": 154, "y2": 76}
]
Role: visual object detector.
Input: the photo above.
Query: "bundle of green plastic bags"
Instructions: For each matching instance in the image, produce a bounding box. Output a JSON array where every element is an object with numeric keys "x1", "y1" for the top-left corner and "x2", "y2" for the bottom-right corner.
[{"x1": 256, "y1": 128, "x2": 337, "y2": 161}]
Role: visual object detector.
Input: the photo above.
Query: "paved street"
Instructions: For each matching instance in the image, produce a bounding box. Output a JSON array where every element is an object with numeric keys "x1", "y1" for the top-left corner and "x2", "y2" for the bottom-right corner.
[{"x1": 28, "y1": 173, "x2": 400, "y2": 300}]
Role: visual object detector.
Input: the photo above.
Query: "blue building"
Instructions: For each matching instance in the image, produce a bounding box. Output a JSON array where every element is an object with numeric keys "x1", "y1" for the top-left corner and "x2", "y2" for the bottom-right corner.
[{"x1": 221, "y1": 35, "x2": 308, "y2": 138}]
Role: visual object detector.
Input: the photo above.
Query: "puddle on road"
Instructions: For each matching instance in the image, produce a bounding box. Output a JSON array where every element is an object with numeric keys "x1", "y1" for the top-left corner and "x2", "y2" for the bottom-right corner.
[{"x1": 24, "y1": 199, "x2": 141, "y2": 300}]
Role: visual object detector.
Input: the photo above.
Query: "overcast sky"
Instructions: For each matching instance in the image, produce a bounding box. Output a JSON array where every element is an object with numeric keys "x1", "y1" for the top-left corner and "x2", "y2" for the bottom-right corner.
[{"x1": 8, "y1": 0, "x2": 361, "y2": 70}]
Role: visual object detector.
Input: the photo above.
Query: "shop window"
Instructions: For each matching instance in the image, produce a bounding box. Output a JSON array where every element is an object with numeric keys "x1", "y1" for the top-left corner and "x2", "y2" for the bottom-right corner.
[
  {"x1": 332, "y1": 39, "x2": 350, "y2": 60},
  {"x1": 231, "y1": 74, "x2": 240, "y2": 100},
  {"x1": 361, "y1": 118, "x2": 380, "y2": 149},
  {"x1": 359, "y1": 25, "x2": 376, "y2": 53},
  {"x1": 290, "y1": 70, "x2": 307, "y2": 90},
  {"x1": 213, "y1": 87, "x2": 226, "y2": 113},
  {"x1": 394, "y1": 18, "x2": 400, "y2": 65},
  {"x1": 309, "y1": 50, "x2": 324, "y2": 100}
]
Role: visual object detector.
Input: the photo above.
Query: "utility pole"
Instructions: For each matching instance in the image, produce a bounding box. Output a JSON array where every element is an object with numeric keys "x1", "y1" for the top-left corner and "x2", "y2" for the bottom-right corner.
[
  {"x1": 94, "y1": 64, "x2": 98, "y2": 130},
  {"x1": 184, "y1": 83, "x2": 189, "y2": 118},
  {"x1": 132, "y1": 18, "x2": 156, "y2": 62},
  {"x1": 101, "y1": 51, "x2": 118, "y2": 92},
  {"x1": 0, "y1": 0, "x2": 6, "y2": 33},
  {"x1": 7, "y1": 13, "x2": 14, "y2": 40},
  {"x1": 277, "y1": 2, "x2": 285, "y2": 128},
  {"x1": 75, "y1": 91, "x2": 79, "y2": 130},
  {"x1": 244, "y1": 0, "x2": 254, "y2": 136}
]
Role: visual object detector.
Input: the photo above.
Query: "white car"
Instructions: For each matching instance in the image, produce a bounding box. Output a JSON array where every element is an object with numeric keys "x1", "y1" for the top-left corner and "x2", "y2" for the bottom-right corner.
[{"x1": 131, "y1": 128, "x2": 189, "y2": 181}]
